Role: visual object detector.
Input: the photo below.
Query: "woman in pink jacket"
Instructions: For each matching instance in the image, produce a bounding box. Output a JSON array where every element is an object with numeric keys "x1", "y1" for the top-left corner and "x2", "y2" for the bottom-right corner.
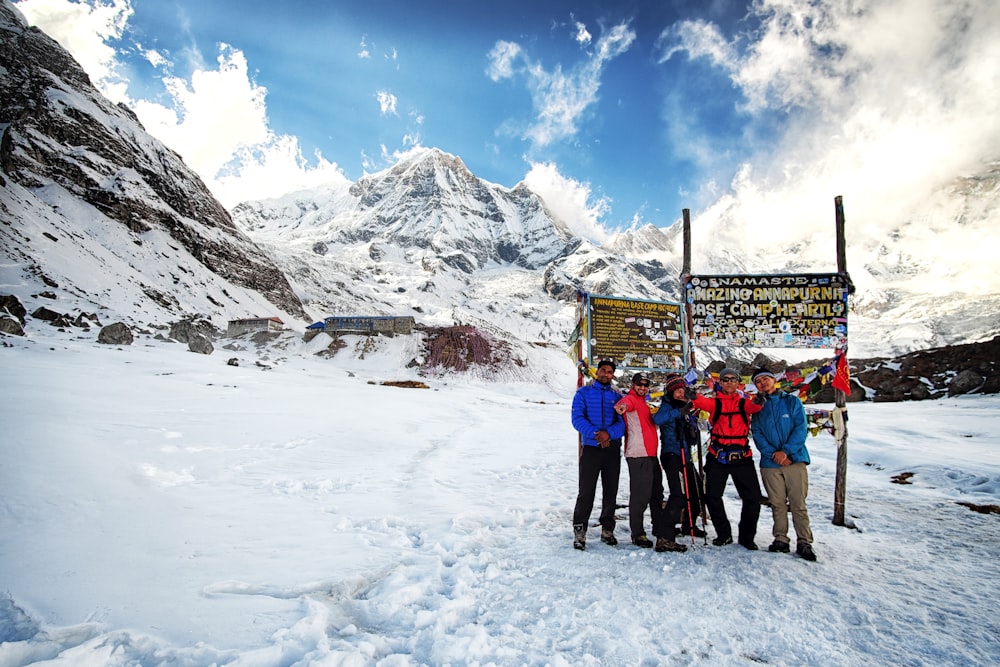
[{"x1": 616, "y1": 373, "x2": 685, "y2": 552}]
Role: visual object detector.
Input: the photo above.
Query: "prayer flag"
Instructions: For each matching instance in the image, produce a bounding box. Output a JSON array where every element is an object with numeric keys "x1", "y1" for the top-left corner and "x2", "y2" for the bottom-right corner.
[{"x1": 831, "y1": 352, "x2": 851, "y2": 394}]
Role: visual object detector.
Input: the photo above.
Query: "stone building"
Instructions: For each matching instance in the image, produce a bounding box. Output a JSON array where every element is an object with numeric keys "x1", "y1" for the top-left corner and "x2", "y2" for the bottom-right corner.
[{"x1": 226, "y1": 317, "x2": 284, "y2": 337}]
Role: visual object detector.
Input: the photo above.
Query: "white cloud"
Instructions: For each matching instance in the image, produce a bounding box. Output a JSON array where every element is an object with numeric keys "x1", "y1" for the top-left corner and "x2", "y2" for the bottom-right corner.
[
  {"x1": 488, "y1": 23, "x2": 635, "y2": 149},
  {"x1": 376, "y1": 90, "x2": 398, "y2": 116},
  {"x1": 213, "y1": 135, "x2": 349, "y2": 205},
  {"x1": 485, "y1": 40, "x2": 521, "y2": 81},
  {"x1": 16, "y1": 0, "x2": 132, "y2": 90},
  {"x1": 655, "y1": 18, "x2": 733, "y2": 70},
  {"x1": 657, "y1": 0, "x2": 1000, "y2": 295},
  {"x1": 143, "y1": 48, "x2": 166, "y2": 68},
  {"x1": 573, "y1": 21, "x2": 592, "y2": 46},
  {"x1": 358, "y1": 35, "x2": 370, "y2": 59},
  {"x1": 18, "y1": 0, "x2": 349, "y2": 207},
  {"x1": 522, "y1": 161, "x2": 611, "y2": 244},
  {"x1": 134, "y1": 45, "x2": 269, "y2": 177}
]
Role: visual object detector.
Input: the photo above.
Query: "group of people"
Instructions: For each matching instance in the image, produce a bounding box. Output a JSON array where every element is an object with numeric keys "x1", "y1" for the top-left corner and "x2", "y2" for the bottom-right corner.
[{"x1": 570, "y1": 360, "x2": 817, "y2": 561}]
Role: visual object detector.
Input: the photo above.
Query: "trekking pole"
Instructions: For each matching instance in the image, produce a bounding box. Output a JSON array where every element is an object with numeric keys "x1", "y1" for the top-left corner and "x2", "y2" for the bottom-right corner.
[{"x1": 679, "y1": 446, "x2": 696, "y2": 546}]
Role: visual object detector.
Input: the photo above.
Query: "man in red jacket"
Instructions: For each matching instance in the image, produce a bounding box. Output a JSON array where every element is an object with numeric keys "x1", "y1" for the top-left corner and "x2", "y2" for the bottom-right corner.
[{"x1": 690, "y1": 368, "x2": 765, "y2": 549}]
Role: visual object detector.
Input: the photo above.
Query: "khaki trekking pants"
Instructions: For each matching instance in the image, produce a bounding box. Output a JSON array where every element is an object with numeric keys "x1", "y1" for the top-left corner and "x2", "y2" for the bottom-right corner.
[{"x1": 761, "y1": 462, "x2": 813, "y2": 546}]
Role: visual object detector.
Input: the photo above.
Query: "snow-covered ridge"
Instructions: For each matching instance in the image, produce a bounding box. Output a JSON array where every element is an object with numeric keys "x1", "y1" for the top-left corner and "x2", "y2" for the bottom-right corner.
[{"x1": 2, "y1": 0, "x2": 998, "y2": 360}]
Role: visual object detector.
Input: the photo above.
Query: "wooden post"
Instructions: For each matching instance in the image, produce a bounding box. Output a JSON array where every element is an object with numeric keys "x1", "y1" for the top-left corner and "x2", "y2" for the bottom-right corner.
[
  {"x1": 681, "y1": 209, "x2": 696, "y2": 370},
  {"x1": 682, "y1": 208, "x2": 692, "y2": 276},
  {"x1": 832, "y1": 196, "x2": 849, "y2": 526}
]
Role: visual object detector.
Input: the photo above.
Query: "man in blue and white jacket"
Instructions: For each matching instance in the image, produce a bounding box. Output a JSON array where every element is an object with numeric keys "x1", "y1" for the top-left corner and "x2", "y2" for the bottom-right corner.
[{"x1": 751, "y1": 369, "x2": 817, "y2": 561}]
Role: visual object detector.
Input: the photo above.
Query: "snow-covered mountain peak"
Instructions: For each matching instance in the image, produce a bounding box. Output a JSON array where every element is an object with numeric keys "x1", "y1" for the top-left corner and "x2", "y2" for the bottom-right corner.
[
  {"x1": 3, "y1": 0, "x2": 998, "y2": 360},
  {"x1": 234, "y1": 146, "x2": 577, "y2": 273},
  {"x1": 607, "y1": 223, "x2": 679, "y2": 259}
]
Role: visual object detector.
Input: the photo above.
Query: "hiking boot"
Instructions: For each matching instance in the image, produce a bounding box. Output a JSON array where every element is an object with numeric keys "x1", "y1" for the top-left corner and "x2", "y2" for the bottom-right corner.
[
  {"x1": 655, "y1": 537, "x2": 688, "y2": 553},
  {"x1": 573, "y1": 524, "x2": 586, "y2": 551},
  {"x1": 632, "y1": 535, "x2": 654, "y2": 548},
  {"x1": 680, "y1": 526, "x2": 708, "y2": 538},
  {"x1": 768, "y1": 540, "x2": 791, "y2": 553},
  {"x1": 739, "y1": 540, "x2": 759, "y2": 551},
  {"x1": 712, "y1": 535, "x2": 733, "y2": 547},
  {"x1": 600, "y1": 529, "x2": 618, "y2": 546},
  {"x1": 796, "y1": 542, "x2": 817, "y2": 561}
]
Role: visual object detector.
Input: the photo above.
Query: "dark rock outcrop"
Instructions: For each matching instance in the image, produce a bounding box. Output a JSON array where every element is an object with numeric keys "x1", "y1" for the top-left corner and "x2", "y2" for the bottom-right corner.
[
  {"x1": 0, "y1": 294, "x2": 27, "y2": 324},
  {"x1": 803, "y1": 335, "x2": 1000, "y2": 402},
  {"x1": 169, "y1": 318, "x2": 219, "y2": 344},
  {"x1": 188, "y1": 334, "x2": 214, "y2": 355},
  {"x1": 0, "y1": 315, "x2": 24, "y2": 336},
  {"x1": 97, "y1": 322, "x2": 133, "y2": 345}
]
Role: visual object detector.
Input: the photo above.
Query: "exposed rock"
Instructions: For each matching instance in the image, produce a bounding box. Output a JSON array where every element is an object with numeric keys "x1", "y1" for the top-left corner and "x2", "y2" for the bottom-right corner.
[
  {"x1": 188, "y1": 334, "x2": 214, "y2": 355},
  {"x1": 0, "y1": 294, "x2": 27, "y2": 324},
  {"x1": 30, "y1": 306, "x2": 62, "y2": 322},
  {"x1": 949, "y1": 370, "x2": 985, "y2": 396},
  {"x1": 0, "y1": 315, "x2": 25, "y2": 336},
  {"x1": 170, "y1": 318, "x2": 218, "y2": 344},
  {"x1": 73, "y1": 312, "x2": 100, "y2": 329},
  {"x1": 227, "y1": 357, "x2": 240, "y2": 366},
  {"x1": 97, "y1": 322, "x2": 133, "y2": 345},
  {"x1": 748, "y1": 353, "x2": 787, "y2": 374},
  {"x1": 804, "y1": 335, "x2": 1000, "y2": 402}
]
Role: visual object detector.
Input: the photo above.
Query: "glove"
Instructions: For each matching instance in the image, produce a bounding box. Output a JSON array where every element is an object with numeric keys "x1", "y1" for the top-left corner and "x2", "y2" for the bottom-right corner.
[
  {"x1": 684, "y1": 386, "x2": 698, "y2": 401},
  {"x1": 752, "y1": 391, "x2": 766, "y2": 405},
  {"x1": 679, "y1": 401, "x2": 695, "y2": 416},
  {"x1": 772, "y1": 451, "x2": 792, "y2": 466}
]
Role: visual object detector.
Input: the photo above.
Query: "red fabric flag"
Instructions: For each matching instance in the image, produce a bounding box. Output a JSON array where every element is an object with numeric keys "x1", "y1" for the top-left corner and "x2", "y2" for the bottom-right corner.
[{"x1": 831, "y1": 352, "x2": 851, "y2": 394}]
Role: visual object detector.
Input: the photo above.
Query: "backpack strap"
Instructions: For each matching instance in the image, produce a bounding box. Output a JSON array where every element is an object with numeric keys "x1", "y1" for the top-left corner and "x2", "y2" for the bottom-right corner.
[{"x1": 708, "y1": 397, "x2": 752, "y2": 463}]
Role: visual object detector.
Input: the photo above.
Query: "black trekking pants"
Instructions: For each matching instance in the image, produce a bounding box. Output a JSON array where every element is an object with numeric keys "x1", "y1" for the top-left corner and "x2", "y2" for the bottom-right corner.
[
  {"x1": 626, "y1": 456, "x2": 665, "y2": 539},
  {"x1": 704, "y1": 458, "x2": 762, "y2": 544},
  {"x1": 659, "y1": 452, "x2": 702, "y2": 537},
  {"x1": 573, "y1": 442, "x2": 621, "y2": 531}
]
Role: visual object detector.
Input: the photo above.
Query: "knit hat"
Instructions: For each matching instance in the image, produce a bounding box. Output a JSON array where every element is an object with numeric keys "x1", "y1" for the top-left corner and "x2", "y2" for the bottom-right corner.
[
  {"x1": 719, "y1": 367, "x2": 741, "y2": 380},
  {"x1": 751, "y1": 368, "x2": 776, "y2": 382},
  {"x1": 663, "y1": 374, "x2": 686, "y2": 396}
]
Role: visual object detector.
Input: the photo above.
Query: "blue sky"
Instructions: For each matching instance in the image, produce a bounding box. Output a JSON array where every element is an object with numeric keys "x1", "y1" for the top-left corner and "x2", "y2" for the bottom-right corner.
[
  {"x1": 13, "y1": 0, "x2": 1000, "y2": 286},
  {"x1": 13, "y1": 0, "x2": 773, "y2": 225},
  {"x1": 117, "y1": 0, "x2": 758, "y2": 225}
]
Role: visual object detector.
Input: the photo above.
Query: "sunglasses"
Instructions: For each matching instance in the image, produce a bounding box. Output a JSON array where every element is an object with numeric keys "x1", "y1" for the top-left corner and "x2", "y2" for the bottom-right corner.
[
  {"x1": 635, "y1": 382, "x2": 650, "y2": 387},
  {"x1": 721, "y1": 377, "x2": 739, "y2": 382}
]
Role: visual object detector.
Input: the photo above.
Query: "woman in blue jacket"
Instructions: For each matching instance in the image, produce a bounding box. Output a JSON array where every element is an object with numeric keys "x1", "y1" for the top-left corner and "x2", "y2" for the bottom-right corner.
[
  {"x1": 652, "y1": 374, "x2": 705, "y2": 545},
  {"x1": 750, "y1": 369, "x2": 816, "y2": 561}
]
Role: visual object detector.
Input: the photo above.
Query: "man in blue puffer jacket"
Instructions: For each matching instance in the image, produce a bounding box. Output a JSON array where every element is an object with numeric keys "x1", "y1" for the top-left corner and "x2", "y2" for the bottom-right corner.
[
  {"x1": 751, "y1": 369, "x2": 816, "y2": 561},
  {"x1": 570, "y1": 359, "x2": 625, "y2": 550}
]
